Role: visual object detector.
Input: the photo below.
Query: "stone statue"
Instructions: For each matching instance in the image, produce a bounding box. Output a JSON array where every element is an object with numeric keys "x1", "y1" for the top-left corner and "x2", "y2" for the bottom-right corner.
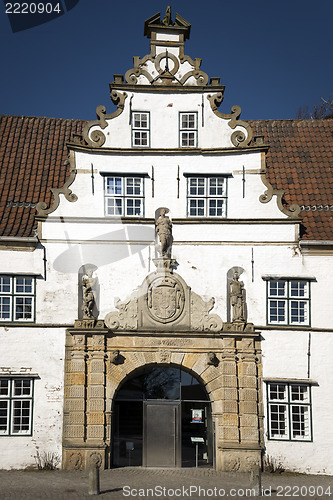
[
  {"x1": 162, "y1": 6, "x2": 172, "y2": 26},
  {"x1": 155, "y1": 208, "x2": 172, "y2": 258},
  {"x1": 82, "y1": 270, "x2": 96, "y2": 319},
  {"x1": 230, "y1": 272, "x2": 245, "y2": 322}
]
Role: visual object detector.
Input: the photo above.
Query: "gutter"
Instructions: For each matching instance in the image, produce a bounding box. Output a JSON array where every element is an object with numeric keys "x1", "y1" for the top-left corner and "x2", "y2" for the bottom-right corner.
[{"x1": 0, "y1": 236, "x2": 38, "y2": 250}]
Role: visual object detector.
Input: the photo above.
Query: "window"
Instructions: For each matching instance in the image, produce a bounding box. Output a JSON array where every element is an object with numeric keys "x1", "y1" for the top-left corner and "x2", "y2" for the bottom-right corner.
[
  {"x1": 131, "y1": 112, "x2": 150, "y2": 147},
  {"x1": 0, "y1": 378, "x2": 34, "y2": 435},
  {"x1": 186, "y1": 176, "x2": 227, "y2": 217},
  {"x1": 267, "y1": 279, "x2": 310, "y2": 326},
  {"x1": 179, "y1": 112, "x2": 198, "y2": 147},
  {"x1": 104, "y1": 176, "x2": 144, "y2": 217},
  {"x1": 266, "y1": 382, "x2": 312, "y2": 441},
  {"x1": 0, "y1": 276, "x2": 35, "y2": 322}
]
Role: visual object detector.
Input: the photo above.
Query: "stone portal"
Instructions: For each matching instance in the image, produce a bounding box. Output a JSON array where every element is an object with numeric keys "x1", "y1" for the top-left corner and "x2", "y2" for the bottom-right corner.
[{"x1": 63, "y1": 259, "x2": 263, "y2": 471}]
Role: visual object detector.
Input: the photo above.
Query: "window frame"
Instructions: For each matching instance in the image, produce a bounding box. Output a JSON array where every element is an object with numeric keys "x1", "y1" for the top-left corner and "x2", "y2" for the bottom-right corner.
[
  {"x1": 266, "y1": 382, "x2": 312, "y2": 442},
  {"x1": 0, "y1": 378, "x2": 34, "y2": 436},
  {"x1": 103, "y1": 175, "x2": 145, "y2": 217},
  {"x1": 0, "y1": 275, "x2": 36, "y2": 323},
  {"x1": 179, "y1": 112, "x2": 198, "y2": 148},
  {"x1": 185, "y1": 175, "x2": 228, "y2": 218},
  {"x1": 267, "y1": 279, "x2": 311, "y2": 327},
  {"x1": 131, "y1": 111, "x2": 150, "y2": 148}
]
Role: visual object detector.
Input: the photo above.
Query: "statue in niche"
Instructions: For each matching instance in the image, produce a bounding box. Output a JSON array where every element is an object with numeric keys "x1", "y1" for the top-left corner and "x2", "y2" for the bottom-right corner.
[
  {"x1": 81, "y1": 270, "x2": 96, "y2": 319},
  {"x1": 155, "y1": 208, "x2": 173, "y2": 258},
  {"x1": 230, "y1": 272, "x2": 245, "y2": 322}
]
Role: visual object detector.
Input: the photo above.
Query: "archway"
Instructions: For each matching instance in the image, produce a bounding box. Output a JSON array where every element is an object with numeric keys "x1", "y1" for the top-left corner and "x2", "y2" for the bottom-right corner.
[{"x1": 112, "y1": 365, "x2": 213, "y2": 468}]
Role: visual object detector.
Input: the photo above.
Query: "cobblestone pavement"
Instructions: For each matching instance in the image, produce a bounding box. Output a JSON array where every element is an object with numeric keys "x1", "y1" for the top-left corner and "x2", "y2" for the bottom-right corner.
[{"x1": 0, "y1": 467, "x2": 332, "y2": 499}]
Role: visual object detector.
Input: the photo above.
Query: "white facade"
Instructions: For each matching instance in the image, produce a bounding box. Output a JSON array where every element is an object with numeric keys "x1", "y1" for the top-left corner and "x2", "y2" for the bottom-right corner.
[{"x1": 0, "y1": 10, "x2": 332, "y2": 474}]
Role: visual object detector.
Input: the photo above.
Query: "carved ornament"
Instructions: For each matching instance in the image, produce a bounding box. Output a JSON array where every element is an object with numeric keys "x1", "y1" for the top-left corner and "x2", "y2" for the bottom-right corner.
[
  {"x1": 104, "y1": 293, "x2": 138, "y2": 331},
  {"x1": 88, "y1": 452, "x2": 103, "y2": 468},
  {"x1": 68, "y1": 451, "x2": 83, "y2": 470},
  {"x1": 259, "y1": 172, "x2": 301, "y2": 219},
  {"x1": 36, "y1": 151, "x2": 78, "y2": 216},
  {"x1": 207, "y1": 93, "x2": 253, "y2": 148},
  {"x1": 104, "y1": 268, "x2": 223, "y2": 333},
  {"x1": 124, "y1": 49, "x2": 209, "y2": 87},
  {"x1": 74, "y1": 319, "x2": 104, "y2": 329},
  {"x1": 191, "y1": 292, "x2": 223, "y2": 332},
  {"x1": 207, "y1": 352, "x2": 219, "y2": 366},
  {"x1": 82, "y1": 91, "x2": 127, "y2": 148},
  {"x1": 147, "y1": 275, "x2": 185, "y2": 324}
]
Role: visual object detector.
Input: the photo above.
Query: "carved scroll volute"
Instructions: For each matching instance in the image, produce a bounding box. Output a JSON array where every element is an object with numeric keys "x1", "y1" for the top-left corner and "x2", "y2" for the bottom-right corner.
[
  {"x1": 207, "y1": 94, "x2": 253, "y2": 147},
  {"x1": 82, "y1": 92, "x2": 127, "y2": 148},
  {"x1": 259, "y1": 172, "x2": 301, "y2": 218},
  {"x1": 36, "y1": 151, "x2": 78, "y2": 217},
  {"x1": 191, "y1": 292, "x2": 223, "y2": 332}
]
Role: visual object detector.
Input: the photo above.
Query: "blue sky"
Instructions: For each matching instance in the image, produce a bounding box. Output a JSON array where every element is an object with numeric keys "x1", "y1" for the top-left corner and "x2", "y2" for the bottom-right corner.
[{"x1": 0, "y1": 0, "x2": 332, "y2": 121}]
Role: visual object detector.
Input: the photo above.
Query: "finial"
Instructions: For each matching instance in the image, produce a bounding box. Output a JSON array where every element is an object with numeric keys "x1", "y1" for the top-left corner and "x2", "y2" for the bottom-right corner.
[{"x1": 162, "y1": 5, "x2": 173, "y2": 26}]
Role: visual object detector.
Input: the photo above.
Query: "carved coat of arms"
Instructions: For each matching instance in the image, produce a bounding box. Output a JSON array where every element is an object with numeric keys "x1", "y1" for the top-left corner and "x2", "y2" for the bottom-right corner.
[{"x1": 147, "y1": 276, "x2": 185, "y2": 323}]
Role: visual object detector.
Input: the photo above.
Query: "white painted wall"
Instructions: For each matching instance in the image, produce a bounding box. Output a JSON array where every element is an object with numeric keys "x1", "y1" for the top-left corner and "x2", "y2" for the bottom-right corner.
[
  {"x1": 0, "y1": 328, "x2": 65, "y2": 469},
  {"x1": 262, "y1": 330, "x2": 333, "y2": 474},
  {"x1": 88, "y1": 91, "x2": 251, "y2": 150},
  {"x1": 45, "y1": 149, "x2": 285, "y2": 221}
]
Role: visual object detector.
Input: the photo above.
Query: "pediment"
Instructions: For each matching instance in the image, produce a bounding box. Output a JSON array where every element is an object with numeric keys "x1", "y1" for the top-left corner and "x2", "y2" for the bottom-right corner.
[{"x1": 104, "y1": 260, "x2": 223, "y2": 333}]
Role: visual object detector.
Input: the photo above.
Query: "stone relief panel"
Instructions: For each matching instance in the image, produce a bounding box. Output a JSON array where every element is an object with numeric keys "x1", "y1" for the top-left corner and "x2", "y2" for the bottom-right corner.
[{"x1": 146, "y1": 274, "x2": 185, "y2": 324}]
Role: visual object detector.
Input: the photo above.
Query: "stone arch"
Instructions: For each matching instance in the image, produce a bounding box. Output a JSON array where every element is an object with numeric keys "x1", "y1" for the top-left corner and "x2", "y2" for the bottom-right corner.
[
  {"x1": 106, "y1": 350, "x2": 219, "y2": 408},
  {"x1": 109, "y1": 355, "x2": 218, "y2": 468}
]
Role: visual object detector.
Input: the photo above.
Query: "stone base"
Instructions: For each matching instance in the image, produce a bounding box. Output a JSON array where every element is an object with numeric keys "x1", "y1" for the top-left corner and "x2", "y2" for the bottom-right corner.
[
  {"x1": 153, "y1": 258, "x2": 177, "y2": 272},
  {"x1": 74, "y1": 319, "x2": 105, "y2": 329},
  {"x1": 63, "y1": 447, "x2": 107, "y2": 470},
  {"x1": 216, "y1": 445, "x2": 262, "y2": 472},
  {"x1": 222, "y1": 322, "x2": 255, "y2": 332}
]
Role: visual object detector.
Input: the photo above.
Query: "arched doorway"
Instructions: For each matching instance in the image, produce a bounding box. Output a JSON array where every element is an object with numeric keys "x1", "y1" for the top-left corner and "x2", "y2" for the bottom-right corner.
[{"x1": 112, "y1": 365, "x2": 213, "y2": 468}]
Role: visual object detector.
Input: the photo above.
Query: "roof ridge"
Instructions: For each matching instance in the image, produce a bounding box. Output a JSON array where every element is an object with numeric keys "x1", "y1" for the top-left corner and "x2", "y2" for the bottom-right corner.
[{"x1": 0, "y1": 114, "x2": 88, "y2": 122}]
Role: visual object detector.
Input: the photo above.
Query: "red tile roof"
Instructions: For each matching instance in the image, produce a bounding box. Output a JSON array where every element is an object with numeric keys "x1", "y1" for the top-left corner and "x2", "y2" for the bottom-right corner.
[
  {"x1": 0, "y1": 115, "x2": 332, "y2": 241},
  {"x1": 249, "y1": 119, "x2": 333, "y2": 240},
  {"x1": 0, "y1": 115, "x2": 85, "y2": 238}
]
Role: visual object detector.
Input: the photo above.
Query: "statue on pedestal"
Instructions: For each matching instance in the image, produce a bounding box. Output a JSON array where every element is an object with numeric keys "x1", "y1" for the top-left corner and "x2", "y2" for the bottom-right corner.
[
  {"x1": 155, "y1": 208, "x2": 173, "y2": 258},
  {"x1": 230, "y1": 272, "x2": 245, "y2": 322}
]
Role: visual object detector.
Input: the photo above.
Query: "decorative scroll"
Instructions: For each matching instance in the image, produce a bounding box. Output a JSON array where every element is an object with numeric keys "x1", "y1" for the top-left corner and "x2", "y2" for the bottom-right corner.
[
  {"x1": 191, "y1": 292, "x2": 223, "y2": 332},
  {"x1": 36, "y1": 151, "x2": 78, "y2": 216},
  {"x1": 259, "y1": 172, "x2": 301, "y2": 218},
  {"x1": 104, "y1": 294, "x2": 138, "y2": 331},
  {"x1": 124, "y1": 47, "x2": 209, "y2": 87},
  {"x1": 207, "y1": 93, "x2": 253, "y2": 147},
  {"x1": 82, "y1": 91, "x2": 127, "y2": 148}
]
